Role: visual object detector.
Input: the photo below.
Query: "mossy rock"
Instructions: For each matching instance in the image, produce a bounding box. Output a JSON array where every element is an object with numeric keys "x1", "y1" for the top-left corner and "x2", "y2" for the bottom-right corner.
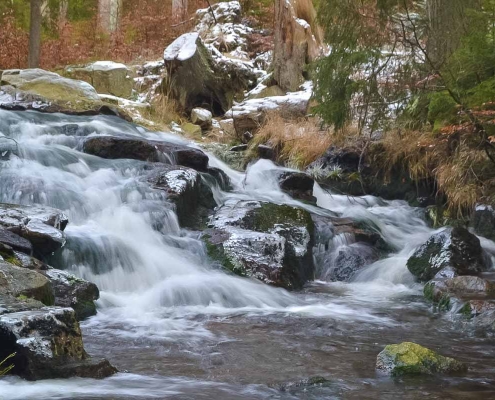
[
  {"x1": 244, "y1": 202, "x2": 315, "y2": 234},
  {"x1": 203, "y1": 230, "x2": 247, "y2": 277},
  {"x1": 376, "y1": 342, "x2": 467, "y2": 376}
]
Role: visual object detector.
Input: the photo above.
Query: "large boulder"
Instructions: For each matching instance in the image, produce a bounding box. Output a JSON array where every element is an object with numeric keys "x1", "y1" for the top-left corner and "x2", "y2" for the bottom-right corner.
[
  {"x1": 64, "y1": 61, "x2": 133, "y2": 99},
  {"x1": 0, "y1": 69, "x2": 106, "y2": 114},
  {"x1": 0, "y1": 307, "x2": 116, "y2": 380},
  {"x1": 147, "y1": 164, "x2": 216, "y2": 228},
  {"x1": 407, "y1": 227, "x2": 489, "y2": 282},
  {"x1": 203, "y1": 200, "x2": 314, "y2": 289},
  {"x1": 42, "y1": 269, "x2": 99, "y2": 321},
  {"x1": 376, "y1": 342, "x2": 467, "y2": 376},
  {"x1": 0, "y1": 262, "x2": 54, "y2": 305},
  {"x1": 163, "y1": 33, "x2": 237, "y2": 115},
  {"x1": 0, "y1": 204, "x2": 68, "y2": 257},
  {"x1": 82, "y1": 136, "x2": 209, "y2": 171},
  {"x1": 276, "y1": 171, "x2": 315, "y2": 203}
]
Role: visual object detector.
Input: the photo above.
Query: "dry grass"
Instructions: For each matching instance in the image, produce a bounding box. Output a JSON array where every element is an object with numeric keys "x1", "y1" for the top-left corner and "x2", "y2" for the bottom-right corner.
[
  {"x1": 249, "y1": 113, "x2": 332, "y2": 168},
  {"x1": 143, "y1": 94, "x2": 183, "y2": 128},
  {"x1": 377, "y1": 127, "x2": 493, "y2": 217}
]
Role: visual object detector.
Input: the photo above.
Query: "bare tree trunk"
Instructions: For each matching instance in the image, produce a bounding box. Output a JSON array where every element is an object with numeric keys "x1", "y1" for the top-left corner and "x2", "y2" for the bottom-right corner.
[
  {"x1": 98, "y1": 0, "x2": 122, "y2": 33},
  {"x1": 273, "y1": 0, "x2": 321, "y2": 92},
  {"x1": 172, "y1": 0, "x2": 188, "y2": 24},
  {"x1": 427, "y1": 0, "x2": 481, "y2": 67},
  {"x1": 58, "y1": 0, "x2": 68, "y2": 26},
  {"x1": 28, "y1": 0, "x2": 42, "y2": 68}
]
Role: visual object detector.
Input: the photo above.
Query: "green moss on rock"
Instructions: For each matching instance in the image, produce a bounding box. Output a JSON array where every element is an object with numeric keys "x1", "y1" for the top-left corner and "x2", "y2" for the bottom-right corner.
[
  {"x1": 246, "y1": 203, "x2": 314, "y2": 233},
  {"x1": 376, "y1": 342, "x2": 467, "y2": 376},
  {"x1": 203, "y1": 233, "x2": 246, "y2": 277}
]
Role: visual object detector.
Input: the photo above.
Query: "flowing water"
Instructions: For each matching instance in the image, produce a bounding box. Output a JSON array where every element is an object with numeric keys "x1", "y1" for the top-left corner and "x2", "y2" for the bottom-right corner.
[{"x1": 0, "y1": 109, "x2": 494, "y2": 399}]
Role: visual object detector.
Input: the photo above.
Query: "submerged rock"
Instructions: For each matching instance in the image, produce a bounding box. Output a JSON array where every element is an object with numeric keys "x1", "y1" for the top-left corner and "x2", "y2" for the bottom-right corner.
[
  {"x1": 376, "y1": 342, "x2": 467, "y2": 376},
  {"x1": 0, "y1": 307, "x2": 116, "y2": 380},
  {"x1": 204, "y1": 200, "x2": 314, "y2": 289},
  {"x1": 407, "y1": 227, "x2": 489, "y2": 282}
]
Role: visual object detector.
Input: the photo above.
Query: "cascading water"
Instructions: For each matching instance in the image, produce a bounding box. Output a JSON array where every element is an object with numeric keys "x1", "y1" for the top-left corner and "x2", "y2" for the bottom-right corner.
[{"x1": 0, "y1": 109, "x2": 494, "y2": 399}]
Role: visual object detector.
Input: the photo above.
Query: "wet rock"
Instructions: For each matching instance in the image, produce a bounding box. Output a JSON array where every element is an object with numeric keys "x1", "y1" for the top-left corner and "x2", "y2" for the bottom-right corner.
[
  {"x1": 470, "y1": 204, "x2": 495, "y2": 242},
  {"x1": 276, "y1": 171, "x2": 315, "y2": 203},
  {"x1": 0, "y1": 204, "x2": 68, "y2": 257},
  {"x1": 204, "y1": 200, "x2": 314, "y2": 289},
  {"x1": 83, "y1": 136, "x2": 157, "y2": 161},
  {"x1": 0, "y1": 294, "x2": 44, "y2": 315},
  {"x1": 64, "y1": 61, "x2": 133, "y2": 99},
  {"x1": 311, "y1": 215, "x2": 388, "y2": 282},
  {"x1": 82, "y1": 136, "x2": 209, "y2": 171},
  {"x1": 204, "y1": 167, "x2": 232, "y2": 192},
  {"x1": 424, "y1": 275, "x2": 495, "y2": 310},
  {"x1": 0, "y1": 228, "x2": 33, "y2": 255},
  {"x1": 407, "y1": 227, "x2": 489, "y2": 282},
  {"x1": 42, "y1": 269, "x2": 99, "y2": 321},
  {"x1": 0, "y1": 262, "x2": 54, "y2": 305},
  {"x1": 191, "y1": 108, "x2": 213, "y2": 130},
  {"x1": 200, "y1": 142, "x2": 246, "y2": 171},
  {"x1": 0, "y1": 307, "x2": 117, "y2": 380},
  {"x1": 147, "y1": 164, "x2": 215, "y2": 228},
  {"x1": 376, "y1": 342, "x2": 467, "y2": 376}
]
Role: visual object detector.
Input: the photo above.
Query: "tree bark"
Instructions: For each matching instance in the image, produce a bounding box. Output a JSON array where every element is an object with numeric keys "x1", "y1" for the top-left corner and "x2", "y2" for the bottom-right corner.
[
  {"x1": 426, "y1": 0, "x2": 481, "y2": 67},
  {"x1": 98, "y1": 0, "x2": 122, "y2": 33},
  {"x1": 28, "y1": 0, "x2": 42, "y2": 68},
  {"x1": 172, "y1": 0, "x2": 188, "y2": 24}
]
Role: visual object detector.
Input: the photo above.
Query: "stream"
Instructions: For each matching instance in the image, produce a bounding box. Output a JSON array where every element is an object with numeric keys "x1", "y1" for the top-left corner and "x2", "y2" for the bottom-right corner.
[{"x1": 0, "y1": 109, "x2": 494, "y2": 399}]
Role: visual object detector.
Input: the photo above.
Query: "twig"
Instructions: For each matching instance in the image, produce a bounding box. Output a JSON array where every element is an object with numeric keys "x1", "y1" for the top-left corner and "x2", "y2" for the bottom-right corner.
[
  {"x1": 205, "y1": 0, "x2": 218, "y2": 25},
  {"x1": 171, "y1": 17, "x2": 194, "y2": 28}
]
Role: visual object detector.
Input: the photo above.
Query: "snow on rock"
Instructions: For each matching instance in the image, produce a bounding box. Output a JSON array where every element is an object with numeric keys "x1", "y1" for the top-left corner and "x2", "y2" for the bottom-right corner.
[
  {"x1": 164, "y1": 32, "x2": 200, "y2": 62},
  {"x1": 90, "y1": 61, "x2": 128, "y2": 71},
  {"x1": 224, "y1": 81, "x2": 312, "y2": 135}
]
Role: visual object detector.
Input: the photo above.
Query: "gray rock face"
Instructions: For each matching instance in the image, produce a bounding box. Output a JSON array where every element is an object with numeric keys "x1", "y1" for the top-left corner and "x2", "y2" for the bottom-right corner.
[
  {"x1": 64, "y1": 61, "x2": 133, "y2": 99},
  {"x1": 0, "y1": 204, "x2": 68, "y2": 257},
  {"x1": 83, "y1": 136, "x2": 209, "y2": 171},
  {"x1": 0, "y1": 307, "x2": 116, "y2": 380},
  {"x1": 42, "y1": 269, "x2": 99, "y2": 321},
  {"x1": 407, "y1": 227, "x2": 490, "y2": 282},
  {"x1": 203, "y1": 200, "x2": 314, "y2": 289},
  {"x1": 0, "y1": 262, "x2": 54, "y2": 305},
  {"x1": 0, "y1": 228, "x2": 33, "y2": 255}
]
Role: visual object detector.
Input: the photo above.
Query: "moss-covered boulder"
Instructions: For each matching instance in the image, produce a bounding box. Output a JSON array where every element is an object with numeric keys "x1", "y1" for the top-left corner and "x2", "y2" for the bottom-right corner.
[
  {"x1": 407, "y1": 227, "x2": 489, "y2": 282},
  {"x1": 376, "y1": 342, "x2": 467, "y2": 376},
  {"x1": 0, "y1": 262, "x2": 54, "y2": 306},
  {"x1": 64, "y1": 61, "x2": 133, "y2": 99},
  {"x1": 1, "y1": 69, "x2": 101, "y2": 111},
  {"x1": 203, "y1": 200, "x2": 315, "y2": 289}
]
